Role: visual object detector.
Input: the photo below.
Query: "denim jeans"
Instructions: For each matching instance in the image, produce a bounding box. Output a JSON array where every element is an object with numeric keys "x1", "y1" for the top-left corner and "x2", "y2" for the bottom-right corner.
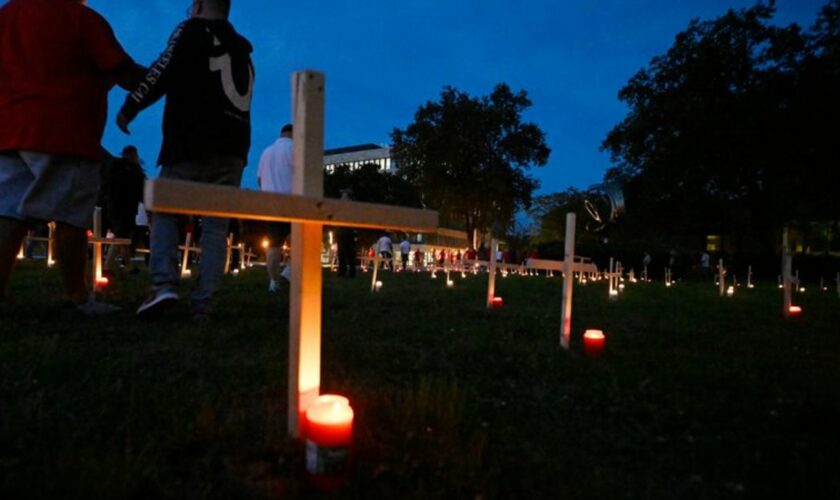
[{"x1": 149, "y1": 157, "x2": 244, "y2": 307}]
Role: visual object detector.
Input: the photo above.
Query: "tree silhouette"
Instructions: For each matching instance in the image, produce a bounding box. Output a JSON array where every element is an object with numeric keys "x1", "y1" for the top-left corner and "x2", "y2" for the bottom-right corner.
[{"x1": 392, "y1": 84, "x2": 550, "y2": 241}]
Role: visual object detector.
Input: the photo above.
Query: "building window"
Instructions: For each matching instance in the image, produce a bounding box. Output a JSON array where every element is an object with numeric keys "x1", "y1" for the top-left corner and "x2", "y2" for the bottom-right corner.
[{"x1": 706, "y1": 235, "x2": 721, "y2": 252}]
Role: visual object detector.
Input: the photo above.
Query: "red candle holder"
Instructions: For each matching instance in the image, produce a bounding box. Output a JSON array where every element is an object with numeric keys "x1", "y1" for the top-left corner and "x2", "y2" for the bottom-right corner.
[
  {"x1": 788, "y1": 305, "x2": 803, "y2": 315},
  {"x1": 304, "y1": 394, "x2": 354, "y2": 491},
  {"x1": 583, "y1": 329, "x2": 606, "y2": 358},
  {"x1": 95, "y1": 276, "x2": 110, "y2": 287},
  {"x1": 491, "y1": 297, "x2": 503, "y2": 309}
]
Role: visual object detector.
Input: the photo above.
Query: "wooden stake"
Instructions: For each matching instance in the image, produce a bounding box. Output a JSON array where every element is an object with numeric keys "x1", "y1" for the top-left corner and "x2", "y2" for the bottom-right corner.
[
  {"x1": 370, "y1": 253, "x2": 380, "y2": 293},
  {"x1": 782, "y1": 228, "x2": 792, "y2": 317},
  {"x1": 93, "y1": 207, "x2": 103, "y2": 288},
  {"x1": 486, "y1": 239, "x2": 499, "y2": 308},
  {"x1": 181, "y1": 232, "x2": 193, "y2": 278},
  {"x1": 718, "y1": 259, "x2": 726, "y2": 297},
  {"x1": 288, "y1": 70, "x2": 325, "y2": 438},
  {"x1": 560, "y1": 213, "x2": 576, "y2": 350}
]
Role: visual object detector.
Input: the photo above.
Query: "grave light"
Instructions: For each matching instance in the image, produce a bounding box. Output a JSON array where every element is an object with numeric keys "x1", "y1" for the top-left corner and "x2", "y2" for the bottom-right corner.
[
  {"x1": 232, "y1": 268, "x2": 240, "y2": 277},
  {"x1": 182, "y1": 269, "x2": 192, "y2": 278},
  {"x1": 261, "y1": 238, "x2": 270, "y2": 249},
  {"x1": 304, "y1": 394, "x2": 353, "y2": 491},
  {"x1": 491, "y1": 297, "x2": 503, "y2": 309},
  {"x1": 86, "y1": 230, "x2": 94, "y2": 238},
  {"x1": 726, "y1": 286, "x2": 735, "y2": 297},
  {"x1": 446, "y1": 280, "x2": 454, "y2": 288},
  {"x1": 583, "y1": 329, "x2": 606, "y2": 358},
  {"x1": 789, "y1": 305, "x2": 803, "y2": 315},
  {"x1": 799, "y1": 287, "x2": 806, "y2": 293},
  {"x1": 95, "y1": 276, "x2": 110, "y2": 287},
  {"x1": 374, "y1": 281, "x2": 383, "y2": 292}
]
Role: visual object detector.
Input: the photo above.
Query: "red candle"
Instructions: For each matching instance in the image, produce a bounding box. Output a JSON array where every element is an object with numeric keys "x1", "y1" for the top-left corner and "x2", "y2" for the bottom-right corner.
[
  {"x1": 304, "y1": 395, "x2": 354, "y2": 490},
  {"x1": 491, "y1": 297, "x2": 504, "y2": 309},
  {"x1": 789, "y1": 305, "x2": 803, "y2": 315},
  {"x1": 95, "y1": 276, "x2": 110, "y2": 287},
  {"x1": 583, "y1": 329, "x2": 606, "y2": 357}
]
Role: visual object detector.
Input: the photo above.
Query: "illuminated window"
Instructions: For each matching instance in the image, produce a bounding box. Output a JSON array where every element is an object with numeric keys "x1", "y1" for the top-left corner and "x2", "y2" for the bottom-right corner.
[{"x1": 706, "y1": 235, "x2": 721, "y2": 252}]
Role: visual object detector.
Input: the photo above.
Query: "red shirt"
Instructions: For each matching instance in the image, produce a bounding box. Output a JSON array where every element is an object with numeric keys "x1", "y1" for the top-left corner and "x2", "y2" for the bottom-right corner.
[{"x1": 0, "y1": 0, "x2": 131, "y2": 159}]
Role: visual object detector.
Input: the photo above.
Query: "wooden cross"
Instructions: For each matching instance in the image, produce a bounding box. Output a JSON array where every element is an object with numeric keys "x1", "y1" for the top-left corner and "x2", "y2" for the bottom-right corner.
[{"x1": 144, "y1": 71, "x2": 439, "y2": 437}]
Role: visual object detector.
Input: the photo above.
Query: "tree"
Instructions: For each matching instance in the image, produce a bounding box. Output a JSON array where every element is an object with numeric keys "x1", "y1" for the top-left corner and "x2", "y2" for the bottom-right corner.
[
  {"x1": 600, "y1": 1, "x2": 840, "y2": 253},
  {"x1": 391, "y1": 84, "x2": 550, "y2": 242},
  {"x1": 324, "y1": 162, "x2": 422, "y2": 207}
]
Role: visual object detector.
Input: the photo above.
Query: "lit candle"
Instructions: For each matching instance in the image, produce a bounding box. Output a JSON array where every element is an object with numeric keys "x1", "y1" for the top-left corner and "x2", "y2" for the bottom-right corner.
[
  {"x1": 726, "y1": 286, "x2": 735, "y2": 297},
  {"x1": 491, "y1": 297, "x2": 503, "y2": 309},
  {"x1": 789, "y1": 305, "x2": 803, "y2": 315},
  {"x1": 583, "y1": 330, "x2": 606, "y2": 358},
  {"x1": 446, "y1": 280, "x2": 454, "y2": 288},
  {"x1": 374, "y1": 281, "x2": 383, "y2": 292},
  {"x1": 304, "y1": 394, "x2": 354, "y2": 490},
  {"x1": 95, "y1": 276, "x2": 110, "y2": 287}
]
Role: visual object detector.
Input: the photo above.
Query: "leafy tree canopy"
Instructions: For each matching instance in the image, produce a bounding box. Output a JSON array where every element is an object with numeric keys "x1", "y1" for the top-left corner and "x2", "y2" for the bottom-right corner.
[
  {"x1": 392, "y1": 84, "x2": 550, "y2": 242},
  {"x1": 601, "y1": 0, "x2": 839, "y2": 252}
]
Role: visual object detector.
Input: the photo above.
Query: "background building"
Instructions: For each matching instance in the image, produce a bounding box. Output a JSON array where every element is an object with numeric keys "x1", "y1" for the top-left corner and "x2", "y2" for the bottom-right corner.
[{"x1": 323, "y1": 144, "x2": 393, "y2": 173}]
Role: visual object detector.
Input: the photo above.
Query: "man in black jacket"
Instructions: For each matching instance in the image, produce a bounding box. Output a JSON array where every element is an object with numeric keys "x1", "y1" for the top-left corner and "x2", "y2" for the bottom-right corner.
[
  {"x1": 117, "y1": 0, "x2": 254, "y2": 318},
  {"x1": 102, "y1": 145, "x2": 146, "y2": 275}
]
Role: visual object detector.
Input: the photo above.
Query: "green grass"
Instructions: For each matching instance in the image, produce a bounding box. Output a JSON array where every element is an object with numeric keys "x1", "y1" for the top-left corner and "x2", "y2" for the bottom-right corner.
[{"x1": 2, "y1": 261, "x2": 840, "y2": 498}]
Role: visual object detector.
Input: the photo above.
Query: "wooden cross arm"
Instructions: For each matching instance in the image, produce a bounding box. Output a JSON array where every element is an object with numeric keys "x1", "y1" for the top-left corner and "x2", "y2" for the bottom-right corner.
[
  {"x1": 145, "y1": 179, "x2": 438, "y2": 232},
  {"x1": 526, "y1": 258, "x2": 598, "y2": 274}
]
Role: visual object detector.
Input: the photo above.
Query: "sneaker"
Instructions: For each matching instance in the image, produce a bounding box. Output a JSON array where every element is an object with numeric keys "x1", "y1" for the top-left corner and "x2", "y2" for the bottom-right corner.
[
  {"x1": 136, "y1": 285, "x2": 179, "y2": 317},
  {"x1": 280, "y1": 266, "x2": 291, "y2": 281},
  {"x1": 75, "y1": 298, "x2": 121, "y2": 317}
]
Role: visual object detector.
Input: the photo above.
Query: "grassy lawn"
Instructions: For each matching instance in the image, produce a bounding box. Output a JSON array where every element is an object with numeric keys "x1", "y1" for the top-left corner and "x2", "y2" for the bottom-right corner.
[{"x1": 1, "y1": 261, "x2": 839, "y2": 498}]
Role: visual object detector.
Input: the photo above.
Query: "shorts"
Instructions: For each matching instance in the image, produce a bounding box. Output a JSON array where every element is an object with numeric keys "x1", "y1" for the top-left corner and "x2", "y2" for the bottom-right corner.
[
  {"x1": 267, "y1": 221, "x2": 290, "y2": 246},
  {"x1": 0, "y1": 151, "x2": 101, "y2": 229}
]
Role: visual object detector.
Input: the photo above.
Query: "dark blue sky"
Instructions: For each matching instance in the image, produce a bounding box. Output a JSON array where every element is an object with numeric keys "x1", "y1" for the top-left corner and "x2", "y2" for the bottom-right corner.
[{"x1": 20, "y1": 0, "x2": 828, "y2": 194}]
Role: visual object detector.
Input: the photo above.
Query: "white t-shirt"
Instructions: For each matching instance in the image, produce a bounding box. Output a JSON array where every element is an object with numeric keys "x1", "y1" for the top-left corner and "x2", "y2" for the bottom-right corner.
[
  {"x1": 377, "y1": 236, "x2": 392, "y2": 253},
  {"x1": 257, "y1": 136, "x2": 293, "y2": 194},
  {"x1": 400, "y1": 240, "x2": 411, "y2": 255}
]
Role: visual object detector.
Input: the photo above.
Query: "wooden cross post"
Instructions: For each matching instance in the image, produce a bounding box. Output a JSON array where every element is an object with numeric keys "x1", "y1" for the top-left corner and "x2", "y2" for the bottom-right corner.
[
  {"x1": 782, "y1": 228, "x2": 793, "y2": 317},
  {"x1": 144, "y1": 70, "x2": 438, "y2": 439},
  {"x1": 747, "y1": 265, "x2": 754, "y2": 289},
  {"x1": 370, "y1": 253, "x2": 381, "y2": 293},
  {"x1": 47, "y1": 222, "x2": 55, "y2": 267},
  {"x1": 181, "y1": 232, "x2": 193, "y2": 278},
  {"x1": 718, "y1": 259, "x2": 726, "y2": 297},
  {"x1": 560, "y1": 213, "x2": 576, "y2": 350},
  {"x1": 288, "y1": 71, "x2": 326, "y2": 437},
  {"x1": 486, "y1": 239, "x2": 499, "y2": 308}
]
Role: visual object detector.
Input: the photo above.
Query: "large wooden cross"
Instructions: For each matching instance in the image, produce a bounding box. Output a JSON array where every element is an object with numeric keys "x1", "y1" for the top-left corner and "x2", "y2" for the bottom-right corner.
[{"x1": 144, "y1": 71, "x2": 439, "y2": 437}]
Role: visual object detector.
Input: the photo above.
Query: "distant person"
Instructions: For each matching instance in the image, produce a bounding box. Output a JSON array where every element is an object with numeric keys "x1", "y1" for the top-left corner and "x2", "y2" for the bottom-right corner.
[
  {"x1": 103, "y1": 146, "x2": 146, "y2": 276},
  {"x1": 118, "y1": 0, "x2": 255, "y2": 318},
  {"x1": 642, "y1": 252, "x2": 652, "y2": 269},
  {"x1": 377, "y1": 232, "x2": 393, "y2": 270},
  {"x1": 336, "y1": 190, "x2": 356, "y2": 278},
  {"x1": 0, "y1": 0, "x2": 144, "y2": 315},
  {"x1": 399, "y1": 237, "x2": 411, "y2": 271},
  {"x1": 257, "y1": 124, "x2": 293, "y2": 292}
]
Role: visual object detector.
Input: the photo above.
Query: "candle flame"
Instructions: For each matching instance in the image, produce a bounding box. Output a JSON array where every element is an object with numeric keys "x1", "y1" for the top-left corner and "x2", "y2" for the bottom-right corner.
[{"x1": 583, "y1": 329, "x2": 605, "y2": 340}]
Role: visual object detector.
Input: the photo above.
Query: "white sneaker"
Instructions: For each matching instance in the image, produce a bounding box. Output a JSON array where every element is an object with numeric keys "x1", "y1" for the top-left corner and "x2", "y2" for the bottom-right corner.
[
  {"x1": 281, "y1": 266, "x2": 291, "y2": 281},
  {"x1": 136, "y1": 285, "x2": 179, "y2": 317}
]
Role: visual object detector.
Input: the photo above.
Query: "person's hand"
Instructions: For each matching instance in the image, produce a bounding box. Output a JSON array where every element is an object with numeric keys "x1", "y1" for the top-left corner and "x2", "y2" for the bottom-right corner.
[{"x1": 116, "y1": 112, "x2": 131, "y2": 134}]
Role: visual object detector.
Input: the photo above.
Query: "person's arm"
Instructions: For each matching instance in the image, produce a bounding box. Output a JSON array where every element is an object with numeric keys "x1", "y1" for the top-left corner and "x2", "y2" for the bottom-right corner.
[
  {"x1": 80, "y1": 9, "x2": 144, "y2": 91},
  {"x1": 117, "y1": 21, "x2": 195, "y2": 134}
]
